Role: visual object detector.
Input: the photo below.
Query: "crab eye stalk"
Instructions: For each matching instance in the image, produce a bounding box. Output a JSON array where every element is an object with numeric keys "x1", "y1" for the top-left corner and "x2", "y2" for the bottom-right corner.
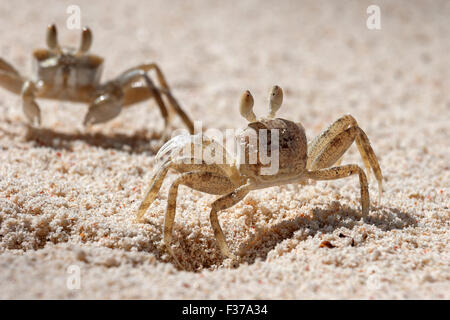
[
  {"x1": 46, "y1": 24, "x2": 59, "y2": 51},
  {"x1": 239, "y1": 90, "x2": 256, "y2": 122},
  {"x1": 268, "y1": 85, "x2": 283, "y2": 118},
  {"x1": 77, "y1": 27, "x2": 93, "y2": 54}
]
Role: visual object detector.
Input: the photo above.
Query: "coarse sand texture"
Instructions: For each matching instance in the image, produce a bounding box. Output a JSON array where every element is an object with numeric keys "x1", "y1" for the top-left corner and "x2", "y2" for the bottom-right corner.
[{"x1": 0, "y1": 0, "x2": 448, "y2": 299}]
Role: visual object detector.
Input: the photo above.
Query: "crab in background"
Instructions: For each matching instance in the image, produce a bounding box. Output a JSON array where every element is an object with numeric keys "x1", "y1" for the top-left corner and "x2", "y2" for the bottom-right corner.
[
  {"x1": 0, "y1": 24, "x2": 194, "y2": 133},
  {"x1": 136, "y1": 85, "x2": 383, "y2": 264}
]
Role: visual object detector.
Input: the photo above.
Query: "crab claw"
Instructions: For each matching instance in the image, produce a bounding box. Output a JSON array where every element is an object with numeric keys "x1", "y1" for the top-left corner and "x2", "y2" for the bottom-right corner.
[{"x1": 83, "y1": 94, "x2": 122, "y2": 126}]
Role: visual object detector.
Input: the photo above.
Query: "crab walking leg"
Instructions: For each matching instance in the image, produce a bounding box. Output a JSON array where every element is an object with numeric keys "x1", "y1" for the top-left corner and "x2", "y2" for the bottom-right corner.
[
  {"x1": 209, "y1": 182, "x2": 253, "y2": 259},
  {"x1": 0, "y1": 57, "x2": 24, "y2": 94},
  {"x1": 136, "y1": 162, "x2": 171, "y2": 222},
  {"x1": 309, "y1": 126, "x2": 382, "y2": 203},
  {"x1": 123, "y1": 86, "x2": 193, "y2": 132},
  {"x1": 163, "y1": 172, "x2": 236, "y2": 261},
  {"x1": 307, "y1": 165, "x2": 370, "y2": 216},
  {"x1": 307, "y1": 115, "x2": 382, "y2": 202},
  {"x1": 122, "y1": 86, "x2": 153, "y2": 106},
  {"x1": 120, "y1": 64, "x2": 170, "y2": 106},
  {"x1": 0, "y1": 57, "x2": 20, "y2": 75},
  {"x1": 0, "y1": 69, "x2": 24, "y2": 95},
  {"x1": 126, "y1": 65, "x2": 194, "y2": 133},
  {"x1": 137, "y1": 159, "x2": 237, "y2": 222},
  {"x1": 124, "y1": 63, "x2": 171, "y2": 90},
  {"x1": 307, "y1": 115, "x2": 357, "y2": 166},
  {"x1": 118, "y1": 69, "x2": 170, "y2": 127},
  {"x1": 159, "y1": 88, "x2": 195, "y2": 134},
  {"x1": 309, "y1": 127, "x2": 358, "y2": 170},
  {"x1": 354, "y1": 135, "x2": 372, "y2": 183},
  {"x1": 354, "y1": 130, "x2": 383, "y2": 203},
  {"x1": 21, "y1": 81, "x2": 41, "y2": 125},
  {"x1": 307, "y1": 115, "x2": 371, "y2": 176},
  {"x1": 137, "y1": 160, "x2": 198, "y2": 222},
  {"x1": 162, "y1": 173, "x2": 183, "y2": 264}
]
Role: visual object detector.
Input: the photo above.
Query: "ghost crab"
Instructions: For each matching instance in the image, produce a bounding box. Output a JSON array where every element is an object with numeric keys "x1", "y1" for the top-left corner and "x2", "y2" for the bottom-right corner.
[
  {"x1": 137, "y1": 85, "x2": 383, "y2": 263},
  {"x1": 0, "y1": 24, "x2": 194, "y2": 132}
]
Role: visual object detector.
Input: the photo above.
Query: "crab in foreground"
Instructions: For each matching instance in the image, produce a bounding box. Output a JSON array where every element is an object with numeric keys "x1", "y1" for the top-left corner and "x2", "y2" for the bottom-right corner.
[
  {"x1": 137, "y1": 85, "x2": 383, "y2": 263},
  {"x1": 0, "y1": 24, "x2": 194, "y2": 132}
]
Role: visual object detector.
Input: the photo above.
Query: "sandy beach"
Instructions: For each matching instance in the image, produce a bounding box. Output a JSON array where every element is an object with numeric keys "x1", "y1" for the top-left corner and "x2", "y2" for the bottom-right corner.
[{"x1": 0, "y1": 0, "x2": 448, "y2": 299}]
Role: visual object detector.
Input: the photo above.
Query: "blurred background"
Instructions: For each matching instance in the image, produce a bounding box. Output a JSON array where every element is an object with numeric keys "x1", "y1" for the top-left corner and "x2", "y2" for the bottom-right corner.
[{"x1": 0, "y1": 0, "x2": 448, "y2": 136}]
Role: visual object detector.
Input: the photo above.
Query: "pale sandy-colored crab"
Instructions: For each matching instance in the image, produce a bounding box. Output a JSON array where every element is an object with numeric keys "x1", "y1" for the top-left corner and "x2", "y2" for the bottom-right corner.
[
  {"x1": 0, "y1": 24, "x2": 194, "y2": 132},
  {"x1": 137, "y1": 85, "x2": 383, "y2": 262}
]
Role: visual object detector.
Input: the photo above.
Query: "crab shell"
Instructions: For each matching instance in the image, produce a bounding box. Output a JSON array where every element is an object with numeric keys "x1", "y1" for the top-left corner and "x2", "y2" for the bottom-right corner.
[
  {"x1": 32, "y1": 47, "x2": 104, "y2": 102},
  {"x1": 237, "y1": 118, "x2": 307, "y2": 177}
]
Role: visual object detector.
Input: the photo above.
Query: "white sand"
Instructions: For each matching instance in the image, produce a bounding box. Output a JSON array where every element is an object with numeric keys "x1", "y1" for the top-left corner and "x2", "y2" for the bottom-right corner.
[{"x1": 0, "y1": 0, "x2": 448, "y2": 299}]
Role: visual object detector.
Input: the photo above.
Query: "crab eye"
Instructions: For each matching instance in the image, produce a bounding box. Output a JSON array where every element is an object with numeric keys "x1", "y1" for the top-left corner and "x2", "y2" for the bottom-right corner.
[
  {"x1": 46, "y1": 24, "x2": 59, "y2": 50},
  {"x1": 78, "y1": 27, "x2": 93, "y2": 54},
  {"x1": 268, "y1": 85, "x2": 283, "y2": 118},
  {"x1": 239, "y1": 90, "x2": 256, "y2": 122}
]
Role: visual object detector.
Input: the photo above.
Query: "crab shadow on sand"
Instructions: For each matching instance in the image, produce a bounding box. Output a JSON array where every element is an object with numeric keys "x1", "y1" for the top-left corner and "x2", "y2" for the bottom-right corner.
[
  {"x1": 23, "y1": 125, "x2": 168, "y2": 154},
  {"x1": 143, "y1": 202, "x2": 417, "y2": 272}
]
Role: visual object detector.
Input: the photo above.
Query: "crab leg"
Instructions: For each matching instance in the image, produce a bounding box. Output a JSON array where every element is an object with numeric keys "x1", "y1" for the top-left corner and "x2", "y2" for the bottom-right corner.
[
  {"x1": 119, "y1": 69, "x2": 170, "y2": 127},
  {"x1": 137, "y1": 157, "x2": 236, "y2": 222},
  {"x1": 309, "y1": 126, "x2": 360, "y2": 169},
  {"x1": 21, "y1": 81, "x2": 41, "y2": 125},
  {"x1": 122, "y1": 63, "x2": 194, "y2": 134},
  {"x1": 354, "y1": 128, "x2": 383, "y2": 202},
  {"x1": 0, "y1": 57, "x2": 20, "y2": 75},
  {"x1": 307, "y1": 164, "x2": 370, "y2": 216},
  {"x1": 209, "y1": 182, "x2": 252, "y2": 259},
  {"x1": 136, "y1": 161, "x2": 172, "y2": 222},
  {"x1": 163, "y1": 171, "x2": 236, "y2": 263},
  {"x1": 307, "y1": 115, "x2": 383, "y2": 202},
  {"x1": 0, "y1": 58, "x2": 25, "y2": 95},
  {"x1": 123, "y1": 63, "x2": 171, "y2": 90},
  {"x1": 159, "y1": 88, "x2": 194, "y2": 134},
  {"x1": 308, "y1": 115, "x2": 358, "y2": 166}
]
